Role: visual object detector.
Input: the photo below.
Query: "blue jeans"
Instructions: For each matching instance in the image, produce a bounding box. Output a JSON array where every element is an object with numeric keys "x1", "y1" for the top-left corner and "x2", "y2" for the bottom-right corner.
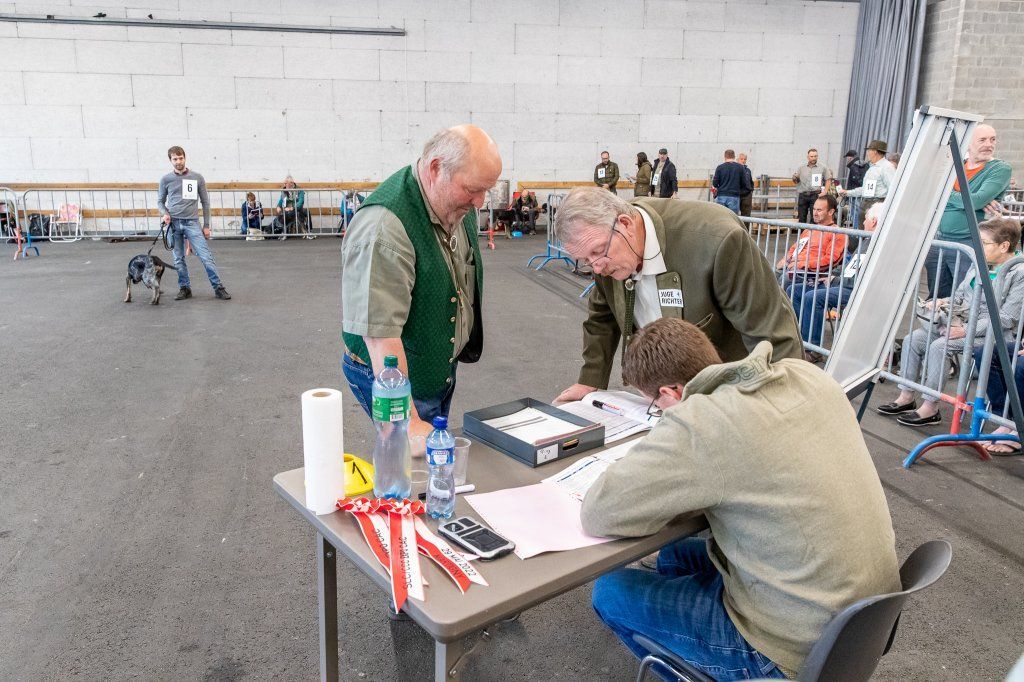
[
  {"x1": 171, "y1": 218, "x2": 222, "y2": 290},
  {"x1": 924, "y1": 235, "x2": 973, "y2": 300},
  {"x1": 342, "y1": 353, "x2": 457, "y2": 424},
  {"x1": 789, "y1": 282, "x2": 854, "y2": 346},
  {"x1": 593, "y1": 538, "x2": 787, "y2": 680},
  {"x1": 974, "y1": 343, "x2": 1024, "y2": 415},
  {"x1": 715, "y1": 195, "x2": 740, "y2": 214}
]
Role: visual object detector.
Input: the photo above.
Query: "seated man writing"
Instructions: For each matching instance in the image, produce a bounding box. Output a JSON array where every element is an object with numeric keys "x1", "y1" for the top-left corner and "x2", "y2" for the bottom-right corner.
[{"x1": 581, "y1": 318, "x2": 900, "y2": 679}]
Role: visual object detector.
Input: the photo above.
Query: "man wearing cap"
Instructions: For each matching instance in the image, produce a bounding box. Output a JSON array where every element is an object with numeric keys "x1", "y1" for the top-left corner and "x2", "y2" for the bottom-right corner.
[
  {"x1": 595, "y1": 151, "x2": 620, "y2": 193},
  {"x1": 791, "y1": 149, "x2": 832, "y2": 224},
  {"x1": 842, "y1": 150, "x2": 868, "y2": 228},
  {"x1": 838, "y1": 140, "x2": 895, "y2": 229},
  {"x1": 650, "y1": 148, "x2": 678, "y2": 199}
]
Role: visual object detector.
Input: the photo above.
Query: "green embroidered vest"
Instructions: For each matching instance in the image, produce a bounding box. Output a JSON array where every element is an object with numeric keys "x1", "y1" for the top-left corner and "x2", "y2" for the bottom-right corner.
[{"x1": 342, "y1": 166, "x2": 484, "y2": 401}]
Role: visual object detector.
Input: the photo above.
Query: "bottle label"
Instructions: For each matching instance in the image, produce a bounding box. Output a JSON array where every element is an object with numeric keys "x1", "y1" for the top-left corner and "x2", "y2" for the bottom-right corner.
[
  {"x1": 372, "y1": 395, "x2": 410, "y2": 422},
  {"x1": 426, "y1": 447, "x2": 453, "y2": 466}
]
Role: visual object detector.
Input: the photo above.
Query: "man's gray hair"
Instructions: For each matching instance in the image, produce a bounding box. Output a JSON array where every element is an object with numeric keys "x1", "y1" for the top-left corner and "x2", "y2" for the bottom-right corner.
[
  {"x1": 554, "y1": 186, "x2": 635, "y2": 246},
  {"x1": 865, "y1": 200, "x2": 885, "y2": 223},
  {"x1": 422, "y1": 128, "x2": 471, "y2": 178}
]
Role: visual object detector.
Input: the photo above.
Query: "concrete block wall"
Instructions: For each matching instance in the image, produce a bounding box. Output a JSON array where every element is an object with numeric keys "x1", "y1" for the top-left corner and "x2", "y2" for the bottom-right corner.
[
  {"x1": 0, "y1": 0, "x2": 859, "y2": 184},
  {"x1": 918, "y1": 0, "x2": 1024, "y2": 179}
]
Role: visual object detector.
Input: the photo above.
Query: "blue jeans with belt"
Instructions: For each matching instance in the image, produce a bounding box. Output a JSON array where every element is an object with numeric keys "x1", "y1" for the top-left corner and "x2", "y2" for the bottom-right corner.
[
  {"x1": 715, "y1": 195, "x2": 740, "y2": 214},
  {"x1": 170, "y1": 218, "x2": 222, "y2": 290},
  {"x1": 592, "y1": 538, "x2": 787, "y2": 680},
  {"x1": 342, "y1": 353, "x2": 457, "y2": 424}
]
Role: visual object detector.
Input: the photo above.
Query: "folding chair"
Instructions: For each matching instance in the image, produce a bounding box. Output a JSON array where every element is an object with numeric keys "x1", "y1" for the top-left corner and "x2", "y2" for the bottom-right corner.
[
  {"x1": 49, "y1": 203, "x2": 82, "y2": 242},
  {"x1": 634, "y1": 540, "x2": 952, "y2": 682}
]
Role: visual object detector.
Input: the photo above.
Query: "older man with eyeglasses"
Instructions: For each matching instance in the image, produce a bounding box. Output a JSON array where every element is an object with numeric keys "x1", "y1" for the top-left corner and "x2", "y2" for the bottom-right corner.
[{"x1": 552, "y1": 186, "x2": 803, "y2": 405}]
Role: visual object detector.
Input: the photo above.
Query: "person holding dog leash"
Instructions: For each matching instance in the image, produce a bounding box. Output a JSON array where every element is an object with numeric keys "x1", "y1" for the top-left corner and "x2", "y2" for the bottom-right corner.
[{"x1": 157, "y1": 146, "x2": 231, "y2": 301}]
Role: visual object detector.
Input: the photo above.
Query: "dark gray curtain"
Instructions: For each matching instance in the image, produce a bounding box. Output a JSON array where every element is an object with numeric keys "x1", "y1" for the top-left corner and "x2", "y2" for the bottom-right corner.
[{"x1": 841, "y1": 0, "x2": 927, "y2": 157}]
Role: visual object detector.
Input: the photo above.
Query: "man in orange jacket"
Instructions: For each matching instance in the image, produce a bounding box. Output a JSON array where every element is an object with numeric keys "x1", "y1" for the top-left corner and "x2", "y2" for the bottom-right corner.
[{"x1": 776, "y1": 194, "x2": 846, "y2": 292}]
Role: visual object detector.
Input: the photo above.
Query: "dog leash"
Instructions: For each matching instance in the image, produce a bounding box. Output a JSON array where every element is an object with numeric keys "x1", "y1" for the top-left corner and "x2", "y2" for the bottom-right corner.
[{"x1": 147, "y1": 221, "x2": 173, "y2": 255}]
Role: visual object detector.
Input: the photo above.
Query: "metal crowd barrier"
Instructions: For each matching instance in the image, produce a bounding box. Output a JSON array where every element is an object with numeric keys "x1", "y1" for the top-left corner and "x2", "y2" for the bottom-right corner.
[
  {"x1": 0, "y1": 186, "x2": 19, "y2": 240},
  {"x1": 526, "y1": 193, "x2": 574, "y2": 271},
  {"x1": 744, "y1": 215, "x2": 1024, "y2": 463},
  {"x1": 703, "y1": 175, "x2": 800, "y2": 219},
  {"x1": 16, "y1": 186, "x2": 369, "y2": 241}
]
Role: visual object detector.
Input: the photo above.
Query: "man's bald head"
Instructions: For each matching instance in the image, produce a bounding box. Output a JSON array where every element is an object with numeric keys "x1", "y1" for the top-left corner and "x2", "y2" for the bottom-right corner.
[
  {"x1": 423, "y1": 124, "x2": 501, "y2": 180},
  {"x1": 969, "y1": 124, "x2": 997, "y2": 164},
  {"x1": 419, "y1": 124, "x2": 503, "y2": 228}
]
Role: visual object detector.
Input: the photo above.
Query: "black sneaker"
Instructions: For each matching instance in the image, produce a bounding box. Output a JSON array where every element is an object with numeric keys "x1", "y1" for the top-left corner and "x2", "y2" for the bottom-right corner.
[
  {"x1": 214, "y1": 286, "x2": 232, "y2": 300},
  {"x1": 174, "y1": 287, "x2": 192, "y2": 300}
]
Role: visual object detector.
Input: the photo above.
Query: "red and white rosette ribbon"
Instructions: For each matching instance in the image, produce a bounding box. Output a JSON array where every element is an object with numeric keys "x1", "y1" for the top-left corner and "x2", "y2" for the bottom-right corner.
[
  {"x1": 380, "y1": 498, "x2": 425, "y2": 612},
  {"x1": 337, "y1": 497, "x2": 390, "y2": 569},
  {"x1": 414, "y1": 518, "x2": 488, "y2": 591}
]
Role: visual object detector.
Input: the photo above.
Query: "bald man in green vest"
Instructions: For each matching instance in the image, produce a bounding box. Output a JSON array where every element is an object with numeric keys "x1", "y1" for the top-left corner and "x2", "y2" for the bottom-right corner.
[{"x1": 342, "y1": 125, "x2": 502, "y2": 440}]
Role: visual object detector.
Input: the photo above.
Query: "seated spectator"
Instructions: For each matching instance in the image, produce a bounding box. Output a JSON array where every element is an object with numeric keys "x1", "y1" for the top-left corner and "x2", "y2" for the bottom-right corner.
[
  {"x1": 789, "y1": 201, "x2": 883, "y2": 355},
  {"x1": 276, "y1": 176, "x2": 311, "y2": 239},
  {"x1": 972, "y1": 340, "x2": 1024, "y2": 456},
  {"x1": 514, "y1": 190, "x2": 540, "y2": 235},
  {"x1": 339, "y1": 191, "x2": 363, "y2": 231},
  {"x1": 878, "y1": 217, "x2": 1024, "y2": 426},
  {"x1": 777, "y1": 194, "x2": 847, "y2": 291},
  {"x1": 581, "y1": 318, "x2": 900, "y2": 679},
  {"x1": 241, "y1": 192, "x2": 263, "y2": 235}
]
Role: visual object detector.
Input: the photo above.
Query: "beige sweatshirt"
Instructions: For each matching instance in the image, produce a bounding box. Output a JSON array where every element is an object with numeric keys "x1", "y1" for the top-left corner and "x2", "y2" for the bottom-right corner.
[{"x1": 581, "y1": 342, "x2": 900, "y2": 674}]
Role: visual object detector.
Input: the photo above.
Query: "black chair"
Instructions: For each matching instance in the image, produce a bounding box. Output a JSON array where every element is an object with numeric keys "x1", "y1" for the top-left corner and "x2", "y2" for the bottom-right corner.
[{"x1": 634, "y1": 540, "x2": 952, "y2": 682}]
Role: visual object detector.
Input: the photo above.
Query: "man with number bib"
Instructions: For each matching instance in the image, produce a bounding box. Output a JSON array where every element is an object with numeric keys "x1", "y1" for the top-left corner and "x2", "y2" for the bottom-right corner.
[
  {"x1": 342, "y1": 125, "x2": 502, "y2": 441},
  {"x1": 157, "y1": 145, "x2": 230, "y2": 301},
  {"x1": 551, "y1": 186, "x2": 803, "y2": 405}
]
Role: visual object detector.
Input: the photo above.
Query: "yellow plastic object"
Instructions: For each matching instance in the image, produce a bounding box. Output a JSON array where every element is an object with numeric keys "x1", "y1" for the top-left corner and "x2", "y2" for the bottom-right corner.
[{"x1": 344, "y1": 453, "x2": 375, "y2": 496}]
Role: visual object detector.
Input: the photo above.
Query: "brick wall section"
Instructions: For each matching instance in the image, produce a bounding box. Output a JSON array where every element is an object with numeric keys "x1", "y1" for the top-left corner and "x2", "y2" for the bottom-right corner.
[
  {"x1": 918, "y1": 0, "x2": 1023, "y2": 180},
  {"x1": 0, "y1": 0, "x2": 858, "y2": 183}
]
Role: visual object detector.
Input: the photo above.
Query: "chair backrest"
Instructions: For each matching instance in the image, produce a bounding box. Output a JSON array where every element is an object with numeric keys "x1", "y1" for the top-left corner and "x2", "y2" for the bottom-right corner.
[
  {"x1": 58, "y1": 203, "x2": 80, "y2": 222},
  {"x1": 799, "y1": 540, "x2": 952, "y2": 681}
]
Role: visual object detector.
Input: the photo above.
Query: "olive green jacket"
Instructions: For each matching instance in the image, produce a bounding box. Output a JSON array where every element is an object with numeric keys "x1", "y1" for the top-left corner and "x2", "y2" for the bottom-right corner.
[
  {"x1": 594, "y1": 161, "x2": 619, "y2": 190},
  {"x1": 633, "y1": 161, "x2": 652, "y2": 197},
  {"x1": 578, "y1": 199, "x2": 803, "y2": 389}
]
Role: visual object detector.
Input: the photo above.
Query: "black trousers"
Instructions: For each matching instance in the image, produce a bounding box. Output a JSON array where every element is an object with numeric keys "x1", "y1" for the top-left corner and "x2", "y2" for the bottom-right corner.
[
  {"x1": 797, "y1": 191, "x2": 819, "y2": 224},
  {"x1": 739, "y1": 193, "x2": 752, "y2": 217}
]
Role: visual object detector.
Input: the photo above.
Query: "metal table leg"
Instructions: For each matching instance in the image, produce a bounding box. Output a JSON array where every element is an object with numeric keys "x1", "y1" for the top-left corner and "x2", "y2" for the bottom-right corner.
[
  {"x1": 434, "y1": 638, "x2": 464, "y2": 681},
  {"x1": 317, "y1": 533, "x2": 339, "y2": 682}
]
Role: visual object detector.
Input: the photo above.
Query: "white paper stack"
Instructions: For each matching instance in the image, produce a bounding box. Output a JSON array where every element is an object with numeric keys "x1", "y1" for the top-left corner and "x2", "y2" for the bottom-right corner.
[{"x1": 301, "y1": 388, "x2": 346, "y2": 515}]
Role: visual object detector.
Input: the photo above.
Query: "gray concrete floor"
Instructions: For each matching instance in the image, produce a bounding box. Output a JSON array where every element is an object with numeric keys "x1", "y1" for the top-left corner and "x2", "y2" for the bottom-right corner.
[{"x1": 1, "y1": 236, "x2": 1022, "y2": 681}]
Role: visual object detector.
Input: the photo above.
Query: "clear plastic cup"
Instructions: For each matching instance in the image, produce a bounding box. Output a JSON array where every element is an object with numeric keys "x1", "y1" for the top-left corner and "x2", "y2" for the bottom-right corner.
[{"x1": 453, "y1": 437, "x2": 471, "y2": 486}]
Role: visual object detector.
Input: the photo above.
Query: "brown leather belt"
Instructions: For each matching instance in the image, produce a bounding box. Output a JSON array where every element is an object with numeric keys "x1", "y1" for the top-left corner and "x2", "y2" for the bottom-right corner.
[{"x1": 344, "y1": 351, "x2": 367, "y2": 366}]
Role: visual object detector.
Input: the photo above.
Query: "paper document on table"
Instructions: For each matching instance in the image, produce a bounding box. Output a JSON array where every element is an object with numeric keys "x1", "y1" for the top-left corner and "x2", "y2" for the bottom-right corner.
[
  {"x1": 541, "y1": 440, "x2": 639, "y2": 501},
  {"x1": 558, "y1": 390, "x2": 658, "y2": 444},
  {"x1": 481, "y1": 407, "x2": 590, "y2": 445},
  {"x1": 465, "y1": 483, "x2": 615, "y2": 559}
]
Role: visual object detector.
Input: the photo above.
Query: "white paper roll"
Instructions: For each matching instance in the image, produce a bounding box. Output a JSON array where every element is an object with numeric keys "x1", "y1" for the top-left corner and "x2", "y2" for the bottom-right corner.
[{"x1": 301, "y1": 388, "x2": 346, "y2": 515}]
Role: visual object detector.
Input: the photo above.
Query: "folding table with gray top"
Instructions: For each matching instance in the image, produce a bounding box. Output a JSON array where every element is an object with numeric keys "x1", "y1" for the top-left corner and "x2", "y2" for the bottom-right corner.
[{"x1": 273, "y1": 437, "x2": 707, "y2": 681}]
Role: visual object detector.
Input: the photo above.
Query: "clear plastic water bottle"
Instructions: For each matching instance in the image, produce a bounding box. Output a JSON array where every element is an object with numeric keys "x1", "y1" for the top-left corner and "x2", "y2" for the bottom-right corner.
[
  {"x1": 425, "y1": 415, "x2": 456, "y2": 520},
  {"x1": 371, "y1": 355, "x2": 412, "y2": 500}
]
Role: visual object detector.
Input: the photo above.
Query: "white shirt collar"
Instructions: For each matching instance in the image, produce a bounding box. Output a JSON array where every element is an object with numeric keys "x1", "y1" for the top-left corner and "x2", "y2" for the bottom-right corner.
[{"x1": 632, "y1": 207, "x2": 667, "y2": 280}]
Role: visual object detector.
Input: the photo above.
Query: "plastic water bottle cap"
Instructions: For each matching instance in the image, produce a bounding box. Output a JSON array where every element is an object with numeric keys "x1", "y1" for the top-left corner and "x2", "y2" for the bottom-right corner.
[
  {"x1": 383, "y1": 355, "x2": 398, "y2": 367},
  {"x1": 432, "y1": 415, "x2": 448, "y2": 429}
]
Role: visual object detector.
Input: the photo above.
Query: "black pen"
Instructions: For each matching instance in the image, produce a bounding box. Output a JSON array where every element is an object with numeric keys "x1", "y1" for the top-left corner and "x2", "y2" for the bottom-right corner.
[{"x1": 417, "y1": 484, "x2": 475, "y2": 500}]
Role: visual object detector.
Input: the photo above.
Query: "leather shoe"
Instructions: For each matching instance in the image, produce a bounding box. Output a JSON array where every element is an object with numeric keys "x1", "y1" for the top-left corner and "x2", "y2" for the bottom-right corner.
[
  {"x1": 214, "y1": 286, "x2": 232, "y2": 300},
  {"x1": 897, "y1": 412, "x2": 942, "y2": 427},
  {"x1": 876, "y1": 400, "x2": 916, "y2": 416},
  {"x1": 174, "y1": 286, "x2": 192, "y2": 300}
]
